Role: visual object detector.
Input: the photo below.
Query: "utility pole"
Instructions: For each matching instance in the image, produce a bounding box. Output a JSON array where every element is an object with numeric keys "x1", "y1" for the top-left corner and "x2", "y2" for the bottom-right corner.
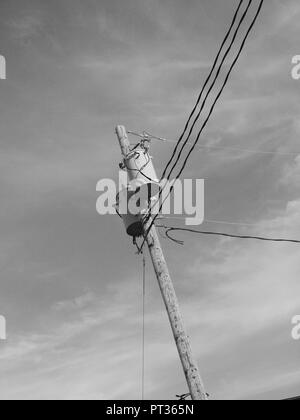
[{"x1": 115, "y1": 125, "x2": 207, "y2": 401}]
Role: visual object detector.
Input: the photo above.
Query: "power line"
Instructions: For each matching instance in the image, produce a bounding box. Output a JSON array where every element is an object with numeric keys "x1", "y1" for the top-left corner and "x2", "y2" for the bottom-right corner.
[
  {"x1": 164, "y1": 0, "x2": 254, "y2": 182},
  {"x1": 142, "y1": 1, "x2": 256, "y2": 228},
  {"x1": 141, "y1": 0, "x2": 251, "y2": 234},
  {"x1": 160, "y1": 0, "x2": 246, "y2": 181},
  {"x1": 156, "y1": 225, "x2": 300, "y2": 245},
  {"x1": 147, "y1": 1, "x2": 263, "y2": 226},
  {"x1": 141, "y1": 132, "x2": 299, "y2": 157},
  {"x1": 141, "y1": 0, "x2": 265, "y2": 252},
  {"x1": 167, "y1": 0, "x2": 265, "y2": 183},
  {"x1": 150, "y1": 0, "x2": 253, "y2": 225}
]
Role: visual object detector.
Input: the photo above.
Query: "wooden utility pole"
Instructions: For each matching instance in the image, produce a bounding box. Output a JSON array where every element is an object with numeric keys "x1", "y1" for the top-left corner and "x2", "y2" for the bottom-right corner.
[{"x1": 116, "y1": 125, "x2": 207, "y2": 401}]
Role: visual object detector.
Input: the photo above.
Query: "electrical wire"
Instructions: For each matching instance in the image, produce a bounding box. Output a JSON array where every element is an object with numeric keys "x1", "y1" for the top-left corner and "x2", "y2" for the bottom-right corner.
[
  {"x1": 128, "y1": 2, "x2": 265, "y2": 234},
  {"x1": 144, "y1": 1, "x2": 261, "y2": 224},
  {"x1": 164, "y1": 0, "x2": 254, "y2": 182},
  {"x1": 140, "y1": 0, "x2": 265, "y2": 251},
  {"x1": 160, "y1": 0, "x2": 246, "y2": 181},
  {"x1": 142, "y1": 131, "x2": 300, "y2": 157},
  {"x1": 168, "y1": 0, "x2": 265, "y2": 182},
  {"x1": 157, "y1": 215, "x2": 261, "y2": 227},
  {"x1": 156, "y1": 225, "x2": 300, "y2": 246},
  {"x1": 135, "y1": 0, "x2": 251, "y2": 237}
]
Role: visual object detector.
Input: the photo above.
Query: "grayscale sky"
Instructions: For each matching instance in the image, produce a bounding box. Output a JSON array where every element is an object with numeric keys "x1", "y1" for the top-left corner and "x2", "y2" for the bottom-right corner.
[{"x1": 0, "y1": 0, "x2": 299, "y2": 400}]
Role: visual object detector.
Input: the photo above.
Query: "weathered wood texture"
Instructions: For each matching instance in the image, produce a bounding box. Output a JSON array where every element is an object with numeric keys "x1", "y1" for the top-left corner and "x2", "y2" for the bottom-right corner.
[{"x1": 144, "y1": 220, "x2": 207, "y2": 400}]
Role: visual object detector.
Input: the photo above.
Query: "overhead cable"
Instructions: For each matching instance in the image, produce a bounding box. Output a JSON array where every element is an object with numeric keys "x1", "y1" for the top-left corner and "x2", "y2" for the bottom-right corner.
[
  {"x1": 141, "y1": 0, "x2": 265, "y2": 251},
  {"x1": 156, "y1": 225, "x2": 300, "y2": 246}
]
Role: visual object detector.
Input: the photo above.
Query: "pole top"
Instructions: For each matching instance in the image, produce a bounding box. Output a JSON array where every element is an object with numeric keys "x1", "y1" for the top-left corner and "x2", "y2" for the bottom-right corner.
[
  {"x1": 116, "y1": 125, "x2": 131, "y2": 157},
  {"x1": 116, "y1": 124, "x2": 124, "y2": 132}
]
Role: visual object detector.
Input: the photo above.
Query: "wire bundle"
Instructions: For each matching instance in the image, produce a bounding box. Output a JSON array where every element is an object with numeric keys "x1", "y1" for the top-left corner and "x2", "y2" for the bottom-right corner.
[{"x1": 139, "y1": 0, "x2": 265, "y2": 249}]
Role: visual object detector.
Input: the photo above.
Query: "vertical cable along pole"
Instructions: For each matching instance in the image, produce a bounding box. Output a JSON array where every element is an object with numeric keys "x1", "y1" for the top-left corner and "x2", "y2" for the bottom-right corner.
[{"x1": 141, "y1": 250, "x2": 146, "y2": 401}]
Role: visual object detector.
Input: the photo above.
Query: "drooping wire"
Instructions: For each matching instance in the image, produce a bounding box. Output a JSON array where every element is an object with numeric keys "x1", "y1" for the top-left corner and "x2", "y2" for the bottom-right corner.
[
  {"x1": 160, "y1": 0, "x2": 246, "y2": 181},
  {"x1": 157, "y1": 225, "x2": 300, "y2": 246},
  {"x1": 140, "y1": 0, "x2": 265, "y2": 251}
]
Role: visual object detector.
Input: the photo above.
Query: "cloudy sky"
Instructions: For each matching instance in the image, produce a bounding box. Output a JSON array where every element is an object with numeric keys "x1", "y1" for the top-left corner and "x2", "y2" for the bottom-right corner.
[{"x1": 0, "y1": 0, "x2": 300, "y2": 400}]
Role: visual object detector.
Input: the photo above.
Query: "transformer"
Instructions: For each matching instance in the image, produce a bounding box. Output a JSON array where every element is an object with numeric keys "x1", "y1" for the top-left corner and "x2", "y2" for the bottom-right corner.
[
  {"x1": 116, "y1": 188, "x2": 147, "y2": 238},
  {"x1": 124, "y1": 149, "x2": 160, "y2": 201},
  {"x1": 117, "y1": 139, "x2": 161, "y2": 237}
]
